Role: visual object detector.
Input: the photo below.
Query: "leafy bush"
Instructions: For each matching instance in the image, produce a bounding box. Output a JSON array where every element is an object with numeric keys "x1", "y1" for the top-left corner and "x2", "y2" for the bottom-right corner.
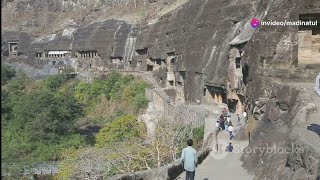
[
  {"x1": 1, "y1": 64, "x2": 16, "y2": 85},
  {"x1": 1, "y1": 69, "x2": 151, "y2": 175},
  {"x1": 95, "y1": 115, "x2": 146, "y2": 147}
]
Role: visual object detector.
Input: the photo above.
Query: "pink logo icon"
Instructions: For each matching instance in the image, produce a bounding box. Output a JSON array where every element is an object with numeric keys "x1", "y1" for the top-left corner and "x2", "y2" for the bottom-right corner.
[{"x1": 250, "y1": 18, "x2": 260, "y2": 28}]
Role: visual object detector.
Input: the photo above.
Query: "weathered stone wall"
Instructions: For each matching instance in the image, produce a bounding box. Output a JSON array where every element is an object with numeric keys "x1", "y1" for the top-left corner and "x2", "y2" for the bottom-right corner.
[
  {"x1": 238, "y1": 0, "x2": 320, "y2": 178},
  {"x1": 173, "y1": 105, "x2": 207, "y2": 128},
  {"x1": 2, "y1": 0, "x2": 320, "y2": 178},
  {"x1": 240, "y1": 82, "x2": 320, "y2": 179},
  {"x1": 152, "y1": 91, "x2": 165, "y2": 113},
  {"x1": 298, "y1": 31, "x2": 320, "y2": 64}
]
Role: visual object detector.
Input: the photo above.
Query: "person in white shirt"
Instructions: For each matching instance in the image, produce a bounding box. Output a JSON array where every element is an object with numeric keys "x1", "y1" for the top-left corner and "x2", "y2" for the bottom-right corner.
[
  {"x1": 243, "y1": 111, "x2": 248, "y2": 124},
  {"x1": 228, "y1": 125, "x2": 234, "y2": 140},
  {"x1": 315, "y1": 72, "x2": 320, "y2": 96},
  {"x1": 215, "y1": 120, "x2": 220, "y2": 131}
]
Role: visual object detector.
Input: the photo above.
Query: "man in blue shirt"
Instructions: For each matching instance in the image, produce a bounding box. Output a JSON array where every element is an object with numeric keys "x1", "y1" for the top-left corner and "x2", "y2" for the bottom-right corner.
[
  {"x1": 180, "y1": 139, "x2": 198, "y2": 180},
  {"x1": 226, "y1": 142, "x2": 233, "y2": 152}
]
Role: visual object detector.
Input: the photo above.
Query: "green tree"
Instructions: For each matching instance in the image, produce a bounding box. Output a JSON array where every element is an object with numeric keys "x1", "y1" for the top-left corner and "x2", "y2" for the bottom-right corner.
[
  {"x1": 11, "y1": 90, "x2": 83, "y2": 142},
  {"x1": 1, "y1": 64, "x2": 16, "y2": 85},
  {"x1": 95, "y1": 115, "x2": 146, "y2": 147},
  {"x1": 42, "y1": 68, "x2": 74, "y2": 91}
]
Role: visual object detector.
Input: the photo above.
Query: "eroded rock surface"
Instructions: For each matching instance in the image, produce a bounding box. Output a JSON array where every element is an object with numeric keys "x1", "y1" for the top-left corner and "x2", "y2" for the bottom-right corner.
[{"x1": 1, "y1": 0, "x2": 320, "y2": 179}]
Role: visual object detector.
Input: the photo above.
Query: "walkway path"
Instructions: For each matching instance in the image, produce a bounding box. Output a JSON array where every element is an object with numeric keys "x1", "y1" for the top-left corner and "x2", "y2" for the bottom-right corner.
[{"x1": 177, "y1": 112, "x2": 253, "y2": 180}]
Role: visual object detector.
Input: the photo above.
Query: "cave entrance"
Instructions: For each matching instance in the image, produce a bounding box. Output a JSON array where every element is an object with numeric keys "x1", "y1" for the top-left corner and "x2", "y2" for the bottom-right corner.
[
  {"x1": 228, "y1": 94, "x2": 245, "y2": 113},
  {"x1": 135, "y1": 48, "x2": 148, "y2": 55},
  {"x1": 242, "y1": 63, "x2": 249, "y2": 86},
  {"x1": 204, "y1": 85, "x2": 227, "y2": 104},
  {"x1": 147, "y1": 65, "x2": 153, "y2": 71},
  {"x1": 8, "y1": 41, "x2": 18, "y2": 56},
  {"x1": 227, "y1": 99, "x2": 238, "y2": 113}
]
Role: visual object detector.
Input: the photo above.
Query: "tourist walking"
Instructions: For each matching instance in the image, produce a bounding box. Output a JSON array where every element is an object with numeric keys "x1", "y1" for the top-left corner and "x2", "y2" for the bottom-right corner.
[
  {"x1": 220, "y1": 117, "x2": 225, "y2": 130},
  {"x1": 180, "y1": 139, "x2": 198, "y2": 180},
  {"x1": 216, "y1": 120, "x2": 221, "y2": 131},
  {"x1": 243, "y1": 110, "x2": 248, "y2": 124},
  {"x1": 237, "y1": 114, "x2": 241, "y2": 126},
  {"x1": 228, "y1": 124, "x2": 234, "y2": 140},
  {"x1": 224, "y1": 118, "x2": 229, "y2": 132},
  {"x1": 226, "y1": 142, "x2": 233, "y2": 152},
  {"x1": 222, "y1": 108, "x2": 228, "y2": 117}
]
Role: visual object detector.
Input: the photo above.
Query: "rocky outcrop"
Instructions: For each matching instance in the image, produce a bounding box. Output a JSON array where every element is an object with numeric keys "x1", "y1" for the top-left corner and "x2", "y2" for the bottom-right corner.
[
  {"x1": 2, "y1": 0, "x2": 320, "y2": 179},
  {"x1": 238, "y1": 0, "x2": 320, "y2": 178},
  {"x1": 240, "y1": 81, "x2": 320, "y2": 180}
]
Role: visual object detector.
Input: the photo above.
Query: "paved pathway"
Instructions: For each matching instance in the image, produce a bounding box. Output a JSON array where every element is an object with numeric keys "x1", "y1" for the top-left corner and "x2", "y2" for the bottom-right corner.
[{"x1": 177, "y1": 111, "x2": 253, "y2": 180}]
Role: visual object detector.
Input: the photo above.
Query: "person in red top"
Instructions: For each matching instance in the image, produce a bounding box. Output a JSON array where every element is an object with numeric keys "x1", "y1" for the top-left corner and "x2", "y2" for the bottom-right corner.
[{"x1": 222, "y1": 108, "x2": 228, "y2": 117}]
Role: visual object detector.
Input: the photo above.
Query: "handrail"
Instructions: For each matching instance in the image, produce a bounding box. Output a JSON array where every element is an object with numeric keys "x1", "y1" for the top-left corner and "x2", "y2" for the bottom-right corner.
[
  {"x1": 110, "y1": 146, "x2": 212, "y2": 180},
  {"x1": 2, "y1": 161, "x2": 59, "y2": 176}
]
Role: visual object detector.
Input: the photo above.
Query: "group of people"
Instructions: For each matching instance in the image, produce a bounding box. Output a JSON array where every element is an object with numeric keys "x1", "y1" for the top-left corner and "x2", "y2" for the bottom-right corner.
[
  {"x1": 215, "y1": 108, "x2": 248, "y2": 140},
  {"x1": 179, "y1": 108, "x2": 250, "y2": 180}
]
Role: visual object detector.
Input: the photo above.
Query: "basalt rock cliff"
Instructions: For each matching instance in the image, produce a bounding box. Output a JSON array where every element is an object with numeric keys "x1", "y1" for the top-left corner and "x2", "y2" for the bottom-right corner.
[{"x1": 1, "y1": 0, "x2": 320, "y2": 179}]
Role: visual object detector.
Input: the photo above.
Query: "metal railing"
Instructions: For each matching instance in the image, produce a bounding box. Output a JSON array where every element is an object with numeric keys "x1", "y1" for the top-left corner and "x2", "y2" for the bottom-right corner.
[{"x1": 2, "y1": 161, "x2": 59, "y2": 176}]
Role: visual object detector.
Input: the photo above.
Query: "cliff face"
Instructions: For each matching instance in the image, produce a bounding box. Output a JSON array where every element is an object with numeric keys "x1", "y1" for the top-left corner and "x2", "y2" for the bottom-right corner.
[
  {"x1": 241, "y1": 81, "x2": 320, "y2": 180},
  {"x1": 239, "y1": 0, "x2": 320, "y2": 179},
  {"x1": 1, "y1": 0, "x2": 320, "y2": 178}
]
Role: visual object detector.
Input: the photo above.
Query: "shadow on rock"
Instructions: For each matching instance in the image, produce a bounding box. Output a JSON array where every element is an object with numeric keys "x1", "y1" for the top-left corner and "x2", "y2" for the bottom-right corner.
[{"x1": 307, "y1": 124, "x2": 320, "y2": 136}]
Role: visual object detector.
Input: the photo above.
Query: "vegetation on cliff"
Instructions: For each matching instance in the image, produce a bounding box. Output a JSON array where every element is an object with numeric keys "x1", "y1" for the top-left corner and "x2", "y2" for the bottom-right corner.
[
  {"x1": 1, "y1": 66, "x2": 148, "y2": 164},
  {"x1": 1, "y1": 65, "x2": 204, "y2": 179},
  {"x1": 56, "y1": 117, "x2": 204, "y2": 179}
]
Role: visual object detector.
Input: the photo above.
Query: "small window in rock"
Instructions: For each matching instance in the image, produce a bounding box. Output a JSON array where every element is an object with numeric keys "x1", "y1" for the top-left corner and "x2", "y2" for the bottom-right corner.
[
  {"x1": 156, "y1": 59, "x2": 161, "y2": 65},
  {"x1": 170, "y1": 58, "x2": 175, "y2": 64},
  {"x1": 236, "y1": 58, "x2": 241, "y2": 69},
  {"x1": 52, "y1": 61, "x2": 56, "y2": 65},
  {"x1": 135, "y1": 48, "x2": 148, "y2": 55},
  {"x1": 147, "y1": 65, "x2": 153, "y2": 71},
  {"x1": 203, "y1": 88, "x2": 206, "y2": 96},
  {"x1": 161, "y1": 59, "x2": 166, "y2": 65}
]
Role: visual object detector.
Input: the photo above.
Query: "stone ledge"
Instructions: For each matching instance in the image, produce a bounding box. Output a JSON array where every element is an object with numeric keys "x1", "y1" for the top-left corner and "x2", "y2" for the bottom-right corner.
[{"x1": 110, "y1": 147, "x2": 212, "y2": 180}]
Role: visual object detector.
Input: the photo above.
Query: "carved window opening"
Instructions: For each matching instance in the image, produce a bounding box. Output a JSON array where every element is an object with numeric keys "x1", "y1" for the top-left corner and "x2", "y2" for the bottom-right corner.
[
  {"x1": 147, "y1": 65, "x2": 153, "y2": 71},
  {"x1": 236, "y1": 58, "x2": 241, "y2": 68}
]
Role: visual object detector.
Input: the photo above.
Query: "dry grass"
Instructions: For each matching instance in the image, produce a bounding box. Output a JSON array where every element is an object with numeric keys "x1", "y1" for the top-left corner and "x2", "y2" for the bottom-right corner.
[{"x1": 245, "y1": 114, "x2": 258, "y2": 139}]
